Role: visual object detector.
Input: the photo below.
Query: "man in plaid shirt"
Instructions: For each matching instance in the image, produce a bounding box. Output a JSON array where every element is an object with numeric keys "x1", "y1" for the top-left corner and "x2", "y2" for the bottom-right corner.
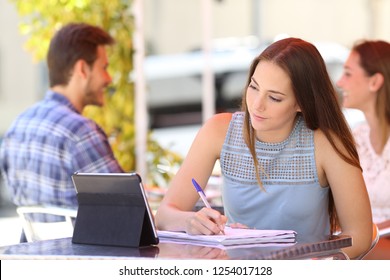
[{"x1": 0, "y1": 23, "x2": 124, "y2": 226}]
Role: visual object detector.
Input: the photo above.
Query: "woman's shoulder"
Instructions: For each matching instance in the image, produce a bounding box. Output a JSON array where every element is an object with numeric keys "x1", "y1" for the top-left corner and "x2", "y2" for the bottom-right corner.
[
  {"x1": 314, "y1": 127, "x2": 343, "y2": 146},
  {"x1": 200, "y1": 112, "x2": 234, "y2": 140},
  {"x1": 313, "y1": 128, "x2": 341, "y2": 157},
  {"x1": 206, "y1": 112, "x2": 234, "y2": 127},
  {"x1": 313, "y1": 126, "x2": 359, "y2": 168}
]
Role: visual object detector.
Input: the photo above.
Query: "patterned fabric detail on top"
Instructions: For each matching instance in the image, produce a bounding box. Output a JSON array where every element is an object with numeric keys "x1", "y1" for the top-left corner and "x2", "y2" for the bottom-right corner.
[
  {"x1": 353, "y1": 122, "x2": 390, "y2": 223},
  {"x1": 220, "y1": 112, "x2": 330, "y2": 238},
  {"x1": 221, "y1": 114, "x2": 318, "y2": 186}
]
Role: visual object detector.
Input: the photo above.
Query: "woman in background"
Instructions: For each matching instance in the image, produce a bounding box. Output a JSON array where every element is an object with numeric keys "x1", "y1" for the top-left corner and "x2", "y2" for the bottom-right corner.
[
  {"x1": 156, "y1": 37, "x2": 372, "y2": 259},
  {"x1": 337, "y1": 39, "x2": 390, "y2": 259}
]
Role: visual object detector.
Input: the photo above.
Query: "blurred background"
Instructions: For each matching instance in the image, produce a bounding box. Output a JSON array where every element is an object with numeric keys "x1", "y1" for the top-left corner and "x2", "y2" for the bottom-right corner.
[
  {"x1": 0, "y1": 0, "x2": 389, "y2": 245},
  {"x1": 2, "y1": 0, "x2": 389, "y2": 142}
]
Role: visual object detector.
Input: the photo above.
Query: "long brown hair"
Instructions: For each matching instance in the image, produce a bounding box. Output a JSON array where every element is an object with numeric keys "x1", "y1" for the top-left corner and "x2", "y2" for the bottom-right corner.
[
  {"x1": 241, "y1": 38, "x2": 361, "y2": 234},
  {"x1": 353, "y1": 40, "x2": 390, "y2": 151}
]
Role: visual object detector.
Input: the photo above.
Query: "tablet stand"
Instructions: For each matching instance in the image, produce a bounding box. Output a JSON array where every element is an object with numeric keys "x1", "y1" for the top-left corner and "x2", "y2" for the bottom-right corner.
[{"x1": 72, "y1": 192, "x2": 158, "y2": 247}]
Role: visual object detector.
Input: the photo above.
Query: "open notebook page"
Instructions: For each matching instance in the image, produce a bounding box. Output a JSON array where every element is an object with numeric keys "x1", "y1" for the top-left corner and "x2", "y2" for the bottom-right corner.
[{"x1": 157, "y1": 227, "x2": 296, "y2": 247}]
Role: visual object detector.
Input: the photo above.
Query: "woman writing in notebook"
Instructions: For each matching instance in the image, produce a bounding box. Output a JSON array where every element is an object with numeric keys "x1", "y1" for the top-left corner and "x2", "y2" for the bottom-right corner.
[{"x1": 155, "y1": 37, "x2": 372, "y2": 259}]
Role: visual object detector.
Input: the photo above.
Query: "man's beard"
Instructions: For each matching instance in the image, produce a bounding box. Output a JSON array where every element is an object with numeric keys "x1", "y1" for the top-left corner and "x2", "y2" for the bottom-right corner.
[{"x1": 84, "y1": 79, "x2": 105, "y2": 107}]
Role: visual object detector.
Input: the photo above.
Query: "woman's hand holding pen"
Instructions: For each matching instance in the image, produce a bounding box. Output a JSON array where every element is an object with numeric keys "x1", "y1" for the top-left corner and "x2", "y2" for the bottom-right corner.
[
  {"x1": 185, "y1": 207, "x2": 227, "y2": 235},
  {"x1": 189, "y1": 178, "x2": 227, "y2": 235}
]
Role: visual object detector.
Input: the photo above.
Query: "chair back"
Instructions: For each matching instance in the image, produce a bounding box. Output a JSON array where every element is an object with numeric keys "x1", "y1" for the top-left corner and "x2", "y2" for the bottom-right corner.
[{"x1": 16, "y1": 206, "x2": 77, "y2": 242}]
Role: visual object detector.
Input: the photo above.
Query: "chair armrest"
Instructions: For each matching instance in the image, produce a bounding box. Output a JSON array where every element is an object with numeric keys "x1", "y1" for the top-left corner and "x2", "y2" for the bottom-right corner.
[
  {"x1": 16, "y1": 206, "x2": 77, "y2": 218},
  {"x1": 377, "y1": 220, "x2": 390, "y2": 237}
]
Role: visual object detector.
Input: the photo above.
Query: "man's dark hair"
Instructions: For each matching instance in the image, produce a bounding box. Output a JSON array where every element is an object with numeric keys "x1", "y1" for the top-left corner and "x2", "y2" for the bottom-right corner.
[{"x1": 47, "y1": 23, "x2": 115, "y2": 87}]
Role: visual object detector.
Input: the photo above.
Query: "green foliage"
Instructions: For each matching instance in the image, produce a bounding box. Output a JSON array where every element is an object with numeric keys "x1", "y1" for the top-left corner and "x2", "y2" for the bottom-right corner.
[{"x1": 10, "y1": 0, "x2": 183, "y2": 186}]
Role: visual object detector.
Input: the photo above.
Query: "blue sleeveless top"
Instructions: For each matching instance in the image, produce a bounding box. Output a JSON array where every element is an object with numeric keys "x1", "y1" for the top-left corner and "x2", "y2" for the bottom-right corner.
[{"x1": 220, "y1": 112, "x2": 330, "y2": 239}]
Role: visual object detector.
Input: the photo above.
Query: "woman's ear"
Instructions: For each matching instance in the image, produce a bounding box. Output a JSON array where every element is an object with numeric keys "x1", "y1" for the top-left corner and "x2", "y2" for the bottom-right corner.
[{"x1": 369, "y1": 72, "x2": 384, "y2": 92}]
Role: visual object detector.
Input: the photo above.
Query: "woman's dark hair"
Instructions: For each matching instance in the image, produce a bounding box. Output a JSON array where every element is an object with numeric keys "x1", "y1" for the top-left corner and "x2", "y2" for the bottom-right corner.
[
  {"x1": 47, "y1": 22, "x2": 115, "y2": 87},
  {"x1": 241, "y1": 38, "x2": 361, "y2": 234}
]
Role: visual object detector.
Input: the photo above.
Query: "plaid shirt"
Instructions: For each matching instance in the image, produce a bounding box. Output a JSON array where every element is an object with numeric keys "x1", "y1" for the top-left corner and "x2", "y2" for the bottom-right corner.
[{"x1": 0, "y1": 91, "x2": 124, "y2": 215}]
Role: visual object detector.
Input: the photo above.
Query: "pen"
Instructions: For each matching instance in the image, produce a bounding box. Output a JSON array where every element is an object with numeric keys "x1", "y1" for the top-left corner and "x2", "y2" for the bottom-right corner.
[{"x1": 191, "y1": 178, "x2": 225, "y2": 235}]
